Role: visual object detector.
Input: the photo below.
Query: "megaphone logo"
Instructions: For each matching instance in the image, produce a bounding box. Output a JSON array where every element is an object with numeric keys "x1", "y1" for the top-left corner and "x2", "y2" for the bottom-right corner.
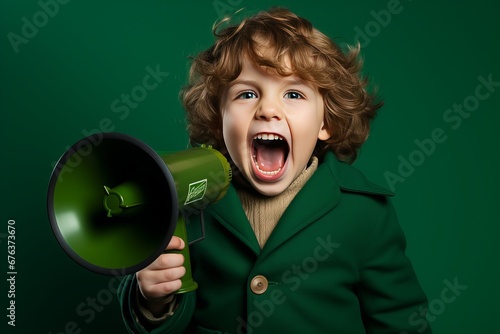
[
  {"x1": 185, "y1": 179, "x2": 208, "y2": 205},
  {"x1": 47, "y1": 132, "x2": 231, "y2": 294}
]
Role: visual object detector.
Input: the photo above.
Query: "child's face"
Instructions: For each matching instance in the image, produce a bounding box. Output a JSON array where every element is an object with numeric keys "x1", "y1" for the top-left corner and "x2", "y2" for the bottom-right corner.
[{"x1": 222, "y1": 54, "x2": 330, "y2": 196}]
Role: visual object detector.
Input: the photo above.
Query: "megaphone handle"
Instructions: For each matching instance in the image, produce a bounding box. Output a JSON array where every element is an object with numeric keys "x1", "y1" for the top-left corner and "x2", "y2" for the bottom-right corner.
[
  {"x1": 165, "y1": 215, "x2": 198, "y2": 294},
  {"x1": 188, "y1": 209, "x2": 206, "y2": 246},
  {"x1": 163, "y1": 209, "x2": 206, "y2": 294}
]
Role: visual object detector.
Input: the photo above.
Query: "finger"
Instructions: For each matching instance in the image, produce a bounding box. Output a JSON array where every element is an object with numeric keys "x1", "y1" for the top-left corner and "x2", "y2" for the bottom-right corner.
[
  {"x1": 148, "y1": 280, "x2": 183, "y2": 300},
  {"x1": 148, "y1": 253, "x2": 184, "y2": 271},
  {"x1": 160, "y1": 265, "x2": 186, "y2": 282},
  {"x1": 138, "y1": 267, "x2": 186, "y2": 299},
  {"x1": 138, "y1": 277, "x2": 181, "y2": 301},
  {"x1": 138, "y1": 265, "x2": 186, "y2": 286},
  {"x1": 137, "y1": 265, "x2": 186, "y2": 287},
  {"x1": 165, "y1": 236, "x2": 185, "y2": 251}
]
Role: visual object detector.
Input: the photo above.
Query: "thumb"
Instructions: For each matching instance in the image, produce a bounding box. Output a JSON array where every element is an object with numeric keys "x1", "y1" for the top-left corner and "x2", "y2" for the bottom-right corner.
[{"x1": 165, "y1": 236, "x2": 185, "y2": 251}]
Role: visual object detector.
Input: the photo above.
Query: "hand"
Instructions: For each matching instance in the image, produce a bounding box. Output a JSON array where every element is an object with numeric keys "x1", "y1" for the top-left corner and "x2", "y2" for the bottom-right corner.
[{"x1": 136, "y1": 236, "x2": 186, "y2": 315}]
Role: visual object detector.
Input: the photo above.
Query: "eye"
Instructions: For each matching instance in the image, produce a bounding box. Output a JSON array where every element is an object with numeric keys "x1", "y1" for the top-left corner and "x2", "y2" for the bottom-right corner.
[
  {"x1": 284, "y1": 91, "x2": 304, "y2": 99},
  {"x1": 237, "y1": 91, "x2": 258, "y2": 99}
]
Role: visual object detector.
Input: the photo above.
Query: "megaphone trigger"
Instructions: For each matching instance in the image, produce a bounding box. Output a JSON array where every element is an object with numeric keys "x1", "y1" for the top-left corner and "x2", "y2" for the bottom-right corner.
[{"x1": 187, "y1": 208, "x2": 206, "y2": 246}]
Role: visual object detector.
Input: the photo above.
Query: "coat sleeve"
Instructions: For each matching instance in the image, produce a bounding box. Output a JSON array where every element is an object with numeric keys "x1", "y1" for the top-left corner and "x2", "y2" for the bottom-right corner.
[
  {"x1": 357, "y1": 198, "x2": 432, "y2": 334},
  {"x1": 117, "y1": 274, "x2": 196, "y2": 334}
]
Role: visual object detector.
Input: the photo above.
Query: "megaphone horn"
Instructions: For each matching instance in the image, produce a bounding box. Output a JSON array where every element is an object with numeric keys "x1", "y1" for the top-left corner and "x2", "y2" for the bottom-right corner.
[{"x1": 47, "y1": 132, "x2": 231, "y2": 294}]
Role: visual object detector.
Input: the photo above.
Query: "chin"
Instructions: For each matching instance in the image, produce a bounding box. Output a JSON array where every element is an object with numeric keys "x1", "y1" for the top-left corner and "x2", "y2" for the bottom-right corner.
[{"x1": 250, "y1": 178, "x2": 291, "y2": 197}]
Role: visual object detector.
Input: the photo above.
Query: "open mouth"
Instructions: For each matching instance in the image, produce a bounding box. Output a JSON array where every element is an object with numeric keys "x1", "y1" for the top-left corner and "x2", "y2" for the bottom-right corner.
[{"x1": 252, "y1": 133, "x2": 290, "y2": 178}]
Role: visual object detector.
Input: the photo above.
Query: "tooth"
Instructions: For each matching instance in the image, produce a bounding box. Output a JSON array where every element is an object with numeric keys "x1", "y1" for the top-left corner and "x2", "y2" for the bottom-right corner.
[
  {"x1": 254, "y1": 133, "x2": 286, "y2": 141},
  {"x1": 253, "y1": 157, "x2": 282, "y2": 175}
]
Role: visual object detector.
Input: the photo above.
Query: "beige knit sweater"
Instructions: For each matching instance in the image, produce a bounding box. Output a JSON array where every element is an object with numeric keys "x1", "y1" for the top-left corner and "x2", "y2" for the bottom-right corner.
[{"x1": 237, "y1": 157, "x2": 318, "y2": 248}]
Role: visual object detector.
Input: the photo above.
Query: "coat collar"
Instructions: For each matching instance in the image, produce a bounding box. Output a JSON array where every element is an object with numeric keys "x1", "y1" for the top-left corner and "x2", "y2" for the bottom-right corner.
[
  {"x1": 208, "y1": 152, "x2": 393, "y2": 256},
  {"x1": 326, "y1": 153, "x2": 394, "y2": 197}
]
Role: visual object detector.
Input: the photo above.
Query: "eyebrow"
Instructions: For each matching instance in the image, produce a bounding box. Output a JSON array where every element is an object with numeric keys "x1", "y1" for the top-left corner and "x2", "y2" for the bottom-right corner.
[
  {"x1": 228, "y1": 79, "x2": 258, "y2": 88},
  {"x1": 229, "y1": 77, "x2": 309, "y2": 88}
]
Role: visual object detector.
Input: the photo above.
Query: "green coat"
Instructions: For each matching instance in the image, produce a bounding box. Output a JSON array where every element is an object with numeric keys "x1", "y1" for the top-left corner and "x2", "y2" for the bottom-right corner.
[{"x1": 118, "y1": 152, "x2": 431, "y2": 333}]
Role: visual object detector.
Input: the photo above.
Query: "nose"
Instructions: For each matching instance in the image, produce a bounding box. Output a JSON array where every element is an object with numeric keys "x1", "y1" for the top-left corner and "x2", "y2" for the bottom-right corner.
[{"x1": 255, "y1": 96, "x2": 283, "y2": 121}]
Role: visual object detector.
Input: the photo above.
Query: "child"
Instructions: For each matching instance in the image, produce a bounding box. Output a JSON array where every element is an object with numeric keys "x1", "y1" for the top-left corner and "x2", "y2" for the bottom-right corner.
[{"x1": 118, "y1": 7, "x2": 431, "y2": 334}]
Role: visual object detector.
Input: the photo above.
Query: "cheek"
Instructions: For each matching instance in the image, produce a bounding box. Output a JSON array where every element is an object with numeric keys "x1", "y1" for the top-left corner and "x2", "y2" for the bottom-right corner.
[
  {"x1": 223, "y1": 106, "x2": 252, "y2": 139},
  {"x1": 222, "y1": 112, "x2": 247, "y2": 162},
  {"x1": 292, "y1": 117, "x2": 319, "y2": 141},
  {"x1": 290, "y1": 114, "x2": 324, "y2": 153},
  {"x1": 222, "y1": 112, "x2": 239, "y2": 143}
]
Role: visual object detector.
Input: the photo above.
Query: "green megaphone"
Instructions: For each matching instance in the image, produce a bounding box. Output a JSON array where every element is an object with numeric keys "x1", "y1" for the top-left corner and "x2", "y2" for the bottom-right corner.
[{"x1": 47, "y1": 132, "x2": 231, "y2": 294}]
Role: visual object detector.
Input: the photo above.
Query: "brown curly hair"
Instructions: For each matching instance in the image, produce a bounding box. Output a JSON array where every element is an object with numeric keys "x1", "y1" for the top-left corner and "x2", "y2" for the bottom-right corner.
[{"x1": 181, "y1": 7, "x2": 382, "y2": 163}]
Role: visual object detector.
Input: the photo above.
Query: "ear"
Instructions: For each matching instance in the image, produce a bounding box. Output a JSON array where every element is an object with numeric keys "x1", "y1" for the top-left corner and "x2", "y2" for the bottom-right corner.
[{"x1": 317, "y1": 121, "x2": 331, "y2": 141}]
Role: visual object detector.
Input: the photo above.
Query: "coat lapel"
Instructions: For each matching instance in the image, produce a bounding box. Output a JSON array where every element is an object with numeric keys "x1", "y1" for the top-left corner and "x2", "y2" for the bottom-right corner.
[
  {"x1": 259, "y1": 156, "x2": 342, "y2": 259},
  {"x1": 209, "y1": 185, "x2": 262, "y2": 256}
]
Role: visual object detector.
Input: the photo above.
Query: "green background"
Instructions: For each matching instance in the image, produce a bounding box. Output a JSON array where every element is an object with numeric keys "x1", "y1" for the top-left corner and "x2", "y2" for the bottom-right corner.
[{"x1": 1, "y1": 0, "x2": 499, "y2": 333}]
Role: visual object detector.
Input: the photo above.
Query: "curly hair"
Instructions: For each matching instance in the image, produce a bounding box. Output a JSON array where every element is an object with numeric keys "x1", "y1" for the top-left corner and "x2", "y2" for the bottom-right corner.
[{"x1": 181, "y1": 7, "x2": 382, "y2": 163}]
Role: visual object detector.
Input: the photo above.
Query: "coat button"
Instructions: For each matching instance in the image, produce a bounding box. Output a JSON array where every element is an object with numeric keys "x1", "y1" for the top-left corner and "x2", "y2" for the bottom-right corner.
[{"x1": 250, "y1": 275, "x2": 268, "y2": 295}]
